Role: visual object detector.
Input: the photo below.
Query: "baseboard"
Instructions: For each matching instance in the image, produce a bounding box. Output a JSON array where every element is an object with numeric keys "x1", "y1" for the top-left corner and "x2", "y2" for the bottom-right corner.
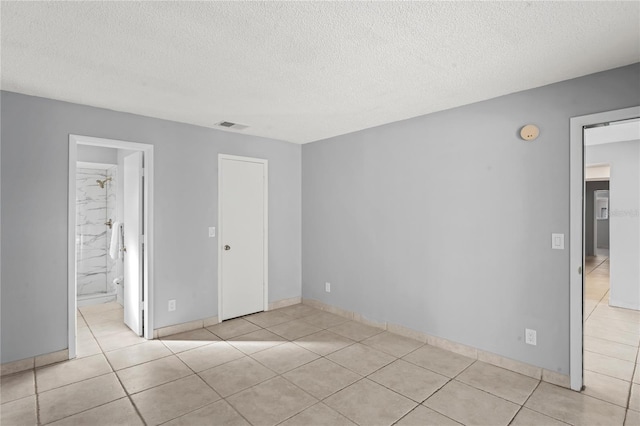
[
  {"x1": 1, "y1": 348, "x2": 69, "y2": 376},
  {"x1": 268, "y1": 296, "x2": 301, "y2": 310},
  {"x1": 153, "y1": 316, "x2": 219, "y2": 339},
  {"x1": 301, "y1": 297, "x2": 570, "y2": 389}
]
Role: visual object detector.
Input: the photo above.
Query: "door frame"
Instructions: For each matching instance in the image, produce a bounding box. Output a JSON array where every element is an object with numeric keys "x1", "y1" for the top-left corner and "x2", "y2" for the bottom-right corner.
[
  {"x1": 68, "y1": 134, "x2": 155, "y2": 358},
  {"x1": 569, "y1": 105, "x2": 640, "y2": 391},
  {"x1": 217, "y1": 154, "x2": 269, "y2": 321}
]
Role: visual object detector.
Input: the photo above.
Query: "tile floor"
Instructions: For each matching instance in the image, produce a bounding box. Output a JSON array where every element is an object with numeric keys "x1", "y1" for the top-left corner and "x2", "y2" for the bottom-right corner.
[{"x1": 1, "y1": 269, "x2": 638, "y2": 425}]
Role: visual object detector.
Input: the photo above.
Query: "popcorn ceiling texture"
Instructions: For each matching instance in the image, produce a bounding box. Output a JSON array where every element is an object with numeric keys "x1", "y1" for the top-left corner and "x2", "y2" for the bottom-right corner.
[{"x1": 1, "y1": 1, "x2": 639, "y2": 143}]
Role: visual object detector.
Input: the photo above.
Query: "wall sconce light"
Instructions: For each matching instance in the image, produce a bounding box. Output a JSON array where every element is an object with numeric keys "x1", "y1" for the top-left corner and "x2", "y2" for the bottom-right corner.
[{"x1": 520, "y1": 124, "x2": 540, "y2": 141}]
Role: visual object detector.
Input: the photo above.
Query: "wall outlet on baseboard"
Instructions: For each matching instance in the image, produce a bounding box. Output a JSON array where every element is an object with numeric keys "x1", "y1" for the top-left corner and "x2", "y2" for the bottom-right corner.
[
  {"x1": 525, "y1": 328, "x2": 537, "y2": 346},
  {"x1": 168, "y1": 299, "x2": 176, "y2": 312},
  {"x1": 325, "y1": 282, "x2": 331, "y2": 293}
]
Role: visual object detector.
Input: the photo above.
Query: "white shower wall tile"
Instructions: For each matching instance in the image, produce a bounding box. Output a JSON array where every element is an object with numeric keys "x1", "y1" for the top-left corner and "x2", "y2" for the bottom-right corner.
[
  {"x1": 76, "y1": 168, "x2": 109, "y2": 297},
  {"x1": 106, "y1": 166, "x2": 118, "y2": 293}
]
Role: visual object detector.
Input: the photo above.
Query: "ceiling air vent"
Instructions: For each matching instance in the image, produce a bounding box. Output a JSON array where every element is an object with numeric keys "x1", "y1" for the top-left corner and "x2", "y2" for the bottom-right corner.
[{"x1": 216, "y1": 121, "x2": 249, "y2": 131}]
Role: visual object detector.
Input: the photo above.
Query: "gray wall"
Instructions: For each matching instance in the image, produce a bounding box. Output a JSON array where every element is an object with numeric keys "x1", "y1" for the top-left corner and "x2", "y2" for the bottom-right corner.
[
  {"x1": 302, "y1": 63, "x2": 640, "y2": 374},
  {"x1": 1, "y1": 91, "x2": 301, "y2": 363},
  {"x1": 585, "y1": 181, "x2": 610, "y2": 256},
  {"x1": 77, "y1": 145, "x2": 117, "y2": 164}
]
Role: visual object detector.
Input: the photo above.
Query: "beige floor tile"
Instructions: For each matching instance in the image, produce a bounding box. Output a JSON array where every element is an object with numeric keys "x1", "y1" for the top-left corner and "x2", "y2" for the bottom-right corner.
[
  {"x1": 283, "y1": 358, "x2": 361, "y2": 399},
  {"x1": 584, "y1": 335, "x2": 638, "y2": 362},
  {"x1": 206, "y1": 318, "x2": 261, "y2": 340},
  {"x1": 77, "y1": 316, "x2": 88, "y2": 329},
  {"x1": 164, "y1": 400, "x2": 250, "y2": 426},
  {"x1": 227, "y1": 329, "x2": 287, "y2": 355},
  {"x1": 301, "y1": 311, "x2": 350, "y2": 329},
  {"x1": 328, "y1": 320, "x2": 384, "y2": 341},
  {"x1": 76, "y1": 336, "x2": 102, "y2": 358},
  {"x1": 293, "y1": 330, "x2": 354, "y2": 356},
  {"x1": 280, "y1": 402, "x2": 356, "y2": 426},
  {"x1": 396, "y1": 405, "x2": 461, "y2": 425},
  {"x1": 0, "y1": 370, "x2": 34, "y2": 404},
  {"x1": 131, "y1": 374, "x2": 220, "y2": 425},
  {"x1": 361, "y1": 331, "x2": 424, "y2": 358},
  {"x1": 588, "y1": 316, "x2": 640, "y2": 335},
  {"x1": 38, "y1": 373, "x2": 126, "y2": 424},
  {"x1": 424, "y1": 380, "x2": 519, "y2": 426},
  {"x1": 592, "y1": 304, "x2": 640, "y2": 324},
  {"x1": 324, "y1": 378, "x2": 416, "y2": 426},
  {"x1": 634, "y1": 366, "x2": 639, "y2": 384},
  {"x1": 0, "y1": 395, "x2": 37, "y2": 426},
  {"x1": 509, "y1": 407, "x2": 568, "y2": 426},
  {"x1": 177, "y1": 341, "x2": 245, "y2": 372},
  {"x1": 244, "y1": 310, "x2": 294, "y2": 328},
  {"x1": 525, "y1": 381, "x2": 626, "y2": 426},
  {"x1": 582, "y1": 370, "x2": 632, "y2": 407},
  {"x1": 585, "y1": 351, "x2": 636, "y2": 381},
  {"x1": 267, "y1": 319, "x2": 322, "y2": 340},
  {"x1": 96, "y1": 330, "x2": 146, "y2": 352},
  {"x1": 251, "y1": 342, "x2": 319, "y2": 374},
  {"x1": 369, "y1": 359, "x2": 449, "y2": 402},
  {"x1": 456, "y1": 361, "x2": 539, "y2": 405},
  {"x1": 630, "y1": 383, "x2": 640, "y2": 412},
  {"x1": 227, "y1": 376, "x2": 317, "y2": 426},
  {"x1": 83, "y1": 308, "x2": 124, "y2": 325},
  {"x1": 79, "y1": 302, "x2": 122, "y2": 315},
  {"x1": 36, "y1": 354, "x2": 112, "y2": 392},
  {"x1": 276, "y1": 304, "x2": 321, "y2": 319},
  {"x1": 160, "y1": 328, "x2": 220, "y2": 353},
  {"x1": 199, "y1": 356, "x2": 275, "y2": 397},
  {"x1": 327, "y1": 343, "x2": 396, "y2": 376},
  {"x1": 88, "y1": 319, "x2": 131, "y2": 338},
  {"x1": 403, "y1": 345, "x2": 474, "y2": 378},
  {"x1": 626, "y1": 409, "x2": 640, "y2": 426},
  {"x1": 48, "y1": 397, "x2": 143, "y2": 426},
  {"x1": 117, "y1": 355, "x2": 192, "y2": 394},
  {"x1": 585, "y1": 324, "x2": 640, "y2": 347},
  {"x1": 105, "y1": 340, "x2": 172, "y2": 370}
]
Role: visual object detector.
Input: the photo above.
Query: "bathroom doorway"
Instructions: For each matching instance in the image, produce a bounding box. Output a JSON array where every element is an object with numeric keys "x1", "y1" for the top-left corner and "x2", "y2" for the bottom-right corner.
[{"x1": 68, "y1": 135, "x2": 154, "y2": 359}]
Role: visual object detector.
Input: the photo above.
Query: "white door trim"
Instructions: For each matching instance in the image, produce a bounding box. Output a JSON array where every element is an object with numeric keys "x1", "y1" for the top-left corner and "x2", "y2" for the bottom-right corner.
[
  {"x1": 68, "y1": 134, "x2": 155, "y2": 359},
  {"x1": 217, "y1": 154, "x2": 269, "y2": 321},
  {"x1": 569, "y1": 106, "x2": 640, "y2": 391}
]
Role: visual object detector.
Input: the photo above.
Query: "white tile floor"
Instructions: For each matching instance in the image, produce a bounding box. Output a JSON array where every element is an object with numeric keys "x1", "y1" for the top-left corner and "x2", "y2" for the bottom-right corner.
[{"x1": 1, "y1": 268, "x2": 639, "y2": 425}]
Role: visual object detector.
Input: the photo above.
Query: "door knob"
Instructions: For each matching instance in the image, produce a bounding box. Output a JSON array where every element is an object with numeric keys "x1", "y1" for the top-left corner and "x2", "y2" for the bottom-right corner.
[{"x1": 224, "y1": 245, "x2": 231, "y2": 251}]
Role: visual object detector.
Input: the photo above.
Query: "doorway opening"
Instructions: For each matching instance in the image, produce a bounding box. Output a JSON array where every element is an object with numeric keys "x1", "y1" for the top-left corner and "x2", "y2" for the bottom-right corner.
[
  {"x1": 569, "y1": 107, "x2": 640, "y2": 394},
  {"x1": 68, "y1": 135, "x2": 154, "y2": 359}
]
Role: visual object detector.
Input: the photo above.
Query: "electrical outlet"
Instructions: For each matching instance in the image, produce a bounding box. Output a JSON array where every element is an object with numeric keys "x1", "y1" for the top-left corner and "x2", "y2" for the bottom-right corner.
[
  {"x1": 525, "y1": 328, "x2": 537, "y2": 346},
  {"x1": 325, "y1": 282, "x2": 331, "y2": 293},
  {"x1": 208, "y1": 227, "x2": 216, "y2": 237},
  {"x1": 168, "y1": 299, "x2": 176, "y2": 312}
]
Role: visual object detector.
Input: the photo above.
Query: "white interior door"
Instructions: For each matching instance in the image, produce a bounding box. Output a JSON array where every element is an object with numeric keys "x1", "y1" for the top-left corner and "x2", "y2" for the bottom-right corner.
[
  {"x1": 124, "y1": 151, "x2": 143, "y2": 335},
  {"x1": 219, "y1": 156, "x2": 266, "y2": 321}
]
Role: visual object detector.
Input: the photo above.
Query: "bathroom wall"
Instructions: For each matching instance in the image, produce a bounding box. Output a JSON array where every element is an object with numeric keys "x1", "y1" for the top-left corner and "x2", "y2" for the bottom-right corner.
[
  {"x1": 105, "y1": 165, "x2": 118, "y2": 295},
  {"x1": 76, "y1": 168, "x2": 109, "y2": 296}
]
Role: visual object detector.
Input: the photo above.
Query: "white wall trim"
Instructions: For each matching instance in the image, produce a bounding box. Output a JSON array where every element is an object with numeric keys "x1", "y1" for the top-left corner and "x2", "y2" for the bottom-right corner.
[
  {"x1": 218, "y1": 154, "x2": 269, "y2": 322},
  {"x1": 68, "y1": 135, "x2": 155, "y2": 360},
  {"x1": 569, "y1": 106, "x2": 640, "y2": 391}
]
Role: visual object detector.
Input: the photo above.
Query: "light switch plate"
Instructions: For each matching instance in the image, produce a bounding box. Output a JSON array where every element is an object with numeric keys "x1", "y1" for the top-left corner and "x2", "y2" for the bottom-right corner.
[
  {"x1": 552, "y1": 233, "x2": 564, "y2": 250},
  {"x1": 209, "y1": 227, "x2": 216, "y2": 238}
]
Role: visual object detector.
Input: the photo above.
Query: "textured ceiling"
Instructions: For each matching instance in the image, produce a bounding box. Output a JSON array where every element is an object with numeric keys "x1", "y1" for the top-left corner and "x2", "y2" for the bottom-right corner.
[{"x1": 2, "y1": 2, "x2": 639, "y2": 144}]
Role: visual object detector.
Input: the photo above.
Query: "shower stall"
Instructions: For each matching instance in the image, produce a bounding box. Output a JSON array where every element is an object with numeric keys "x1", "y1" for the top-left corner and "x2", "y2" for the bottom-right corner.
[{"x1": 76, "y1": 165, "x2": 119, "y2": 306}]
